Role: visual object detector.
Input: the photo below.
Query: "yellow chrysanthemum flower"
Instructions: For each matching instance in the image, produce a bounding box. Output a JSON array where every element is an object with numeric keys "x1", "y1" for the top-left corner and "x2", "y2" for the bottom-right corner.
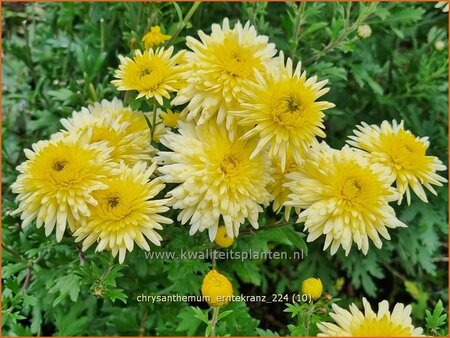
[
  {"x1": 317, "y1": 298, "x2": 424, "y2": 336},
  {"x1": 301, "y1": 277, "x2": 323, "y2": 301},
  {"x1": 11, "y1": 135, "x2": 114, "y2": 242},
  {"x1": 142, "y1": 25, "x2": 171, "y2": 49},
  {"x1": 88, "y1": 98, "x2": 149, "y2": 135},
  {"x1": 112, "y1": 47, "x2": 185, "y2": 104},
  {"x1": 231, "y1": 52, "x2": 335, "y2": 170},
  {"x1": 347, "y1": 120, "x2": 447, "y2": 205},
  {"x1": 160, "y1": 108, "x2": 181, "y2": 128},
  {"x1": 201, "y1": 269, "x2": 233, "y2": 307},
  {"x1": 73, "y1": 161, "x2": 172, "y2": 263},
  {"x1": 268, "y1": 158, "x2": 301, "y2": 221},
  {"x1": 172, "y1": 18, "x2": 277, "y2": 132},
  {"x1": 58, "y1": 99, "x2": 153, "y2": 165},
  {"x1": 285, "y1": 143, "x2": 406, "y2": 255},
  {"x1": 158, "y1": 120, "x2": 273, "y2": 241},
  {"x1": 214, "y1": 225, "x2": 234, "y2": 248}
]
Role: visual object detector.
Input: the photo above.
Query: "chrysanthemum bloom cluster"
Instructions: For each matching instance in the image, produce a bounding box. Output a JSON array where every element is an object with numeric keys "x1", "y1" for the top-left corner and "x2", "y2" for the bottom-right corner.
[
  {"x1": 317, "y1": 297, "x2": 424, "y2": 336},
  {"x1": 13, "y1": 18, "x2": 447, "y2": 264},
  {"x1": 111, "y1": 18, "x2": 445, "y2": 250},
  {"x1": 12, "y1": 99, "x2": 172, "y2": 263}
]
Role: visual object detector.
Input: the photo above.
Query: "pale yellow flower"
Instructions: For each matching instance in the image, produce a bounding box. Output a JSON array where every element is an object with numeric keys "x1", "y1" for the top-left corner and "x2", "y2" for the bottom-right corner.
[
  {"x1": 112, "y1": 47, "x2": 185, "y2": 104},
  {"x1": 317, "y1": 298, "x2": 424, "y2": 336},
  {"x1": 158, "y1": 120, "x2": 273, "y2": 240},
  {"x1": 172, "y1": 18, "x2": 276, "y2": 133},
  {"x1": 347, "y1": 120, "x2": 447, "y2": 205},
  {"x1": 11, "y1": 134, "x2": 114, "y2": 241},
  {"x1": 58, "y1": 98, "x2": 154, "y2": 165},
  {"x1": 286, "y1": 142, "x2": 406, "y2": 255},
  {"x1": 73, "y1": 161, "x2": 172, "y2": 263},
  {"x1": 231, "y1": 52, "x2": 334, "y2": 170}
]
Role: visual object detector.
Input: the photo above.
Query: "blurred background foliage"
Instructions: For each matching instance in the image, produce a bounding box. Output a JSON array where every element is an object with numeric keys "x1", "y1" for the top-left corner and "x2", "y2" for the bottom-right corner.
[{"x1": 2, "y1": 2, "x2": 448, "y2": 336}]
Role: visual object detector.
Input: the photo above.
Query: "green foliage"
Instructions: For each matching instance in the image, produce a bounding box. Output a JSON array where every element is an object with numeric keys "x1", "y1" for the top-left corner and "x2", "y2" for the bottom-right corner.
[
  {"x1": 425, "y1": 300, "x2": 448, "y2": 336},
  {"x1": 2, "y1": 1, "x2": 448, "y2": 336}
]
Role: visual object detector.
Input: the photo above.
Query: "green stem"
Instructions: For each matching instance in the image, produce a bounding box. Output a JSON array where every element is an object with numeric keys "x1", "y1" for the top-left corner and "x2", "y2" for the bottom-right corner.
[
  {"x1": 2, "y1": 242, "x2": 25, "y2": 261},
  {"x1": 304, "y1": 3, "x2": 377, "y2": 64},
  {"x1": 304, "y1": 301, "x2": 315, "y2": 336},
  {"x1": 210, "y1": 307, "x2": 220, "y2": 336},
  {"x1": 212, "y1": 248, "x2": 217, "y2": 269},
  {"x1": 150, "y1": 98, "x2": 158, "y2": 143},
  {"x1": 100, "y1": 18, "x2": 105, "y2": 52},
  {"x1": 23, "y1": 20, "x2": 38, "y2": 86},
  {"x1": 166, "y1": 2, "x2": 202, "y2": 47},
  {"x1": 290, "y1": 2, "x2": 306, "y2": 60}
]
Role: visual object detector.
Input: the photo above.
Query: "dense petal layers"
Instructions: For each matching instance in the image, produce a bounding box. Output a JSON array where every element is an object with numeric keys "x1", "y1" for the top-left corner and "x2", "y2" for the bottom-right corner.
[{"x1": 158, "y1": 120, "x2": 273, "y2": 240}]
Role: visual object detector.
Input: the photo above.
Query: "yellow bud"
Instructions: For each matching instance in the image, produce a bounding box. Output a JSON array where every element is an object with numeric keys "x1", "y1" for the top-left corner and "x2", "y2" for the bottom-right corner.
[
  {"x1": 201, "y1": 269, "x2": 233, "y2": 307},
  {"x1": 301, "y1": 277, "x2": 323, "y2": 301},
  {"x1": 214, "y1": 226, "x2": 234, "y2": 248}
]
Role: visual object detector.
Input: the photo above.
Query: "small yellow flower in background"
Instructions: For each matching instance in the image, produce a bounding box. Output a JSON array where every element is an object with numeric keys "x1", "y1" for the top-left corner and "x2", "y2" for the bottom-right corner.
[
  {"x1": 11, "y1": 135, "x2": 114, "y2": 242},
  {"x1": 357, "y1": 24, "x2": 372, "y2": 39},
  {"x1": 142, "y1": 26, "x2": 171, "y2": 49},
  {"x1": 160, "y1": 108, "x2": 181, "y2": 128},
  {"x1": 286, "y1": 142, "x2": 406, "y2": 256},
  {"x1": 112, "y1": 47, "x2": 185, "y2": 104},
  {"x1": 231, "y1": 51, "x2": 334, "y2": 171},
  {"x1": 214, "y1": 225, "x2": 234, "y2": 248},
  {"x1": 157, "y1": 120, "x2": 273, "y2": 241},
  {"x1": 58, "y1": 98, "x2": 154, "y2": 165},
  {"x1": 73, "y1": 161, "x2": 172, "y2": 264},
  {"x1": 301, "y1": 277, "x2": 323, "y2": 301},
  {"x1": 201, "y1": 269, "x2": 233, "y2": 307},
  {"x1": 173, "y1": 18, "x2": 277, "y2": 134},
  {"x1": 347, "y1": 120, "x2": 447, "y2": 205},
  {"x1": 317, "y1": 297, "x2": 424, "y2": 336}
]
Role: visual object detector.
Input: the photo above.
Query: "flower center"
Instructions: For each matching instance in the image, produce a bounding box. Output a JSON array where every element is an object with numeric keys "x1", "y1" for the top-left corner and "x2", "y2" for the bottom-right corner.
[
  {"x1": 351, "y1": 315, "x2": 411, "y2": 336},
  {"x1": 286, "y1": 96, "x2": 301, "y2": 113},
  {"x1": 220, "y1": 155, "x2": 239, "y2": 175},
  {"x1": 107, "y1": 195, "x2": 121, "y2": 209},
  {"x1": 273, "y1": 95, "x2": 304, "y2": 127},
  {"x1": 52, "y1": 160, "x2": 68, "y2": 172},
  {"x1": 220, "y1": 36, "x2": 257, "y2": 79},
  {"x1": 341, "y1": 178, "x2": 362, "y2": 201},
  {"x1": 139, "y1": 66, "x2": 153, "y2": 79}
]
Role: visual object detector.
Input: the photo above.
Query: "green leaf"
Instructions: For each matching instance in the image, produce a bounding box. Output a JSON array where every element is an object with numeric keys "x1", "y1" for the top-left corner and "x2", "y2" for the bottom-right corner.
[
  {"x1": 49, "y1": 274, "x2": 81, "y2": 306},
  {"x1": 191, "y1": 306, "x2": 209, "y2": 324},
  {"x1": 176, "y1": 306, "x2": 203, "y2": 335},
  {"x1": 281, "y1": 226, "x2": 308, "y2": 255},
  {"x1": 425, "y1": 300, "x2": 447, "y2": 333}
]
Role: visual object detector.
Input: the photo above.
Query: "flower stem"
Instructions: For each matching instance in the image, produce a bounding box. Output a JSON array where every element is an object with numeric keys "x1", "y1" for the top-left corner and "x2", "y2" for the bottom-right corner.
[
  {"x1": 304, "y1": 301, "x2": 315, "y2": 336},
  {"x1": 210, "y1": 306, "x2": 220, "y2": 336},
  {"x1": 166, "y1": 2, "x2": 202, "y2": 47},
  {"x1": 150, "y1": 98, "x2": 158, "y2": 143},
  {"x1": 289, "y1": 2, "x2": 306, "y2": 60}
]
